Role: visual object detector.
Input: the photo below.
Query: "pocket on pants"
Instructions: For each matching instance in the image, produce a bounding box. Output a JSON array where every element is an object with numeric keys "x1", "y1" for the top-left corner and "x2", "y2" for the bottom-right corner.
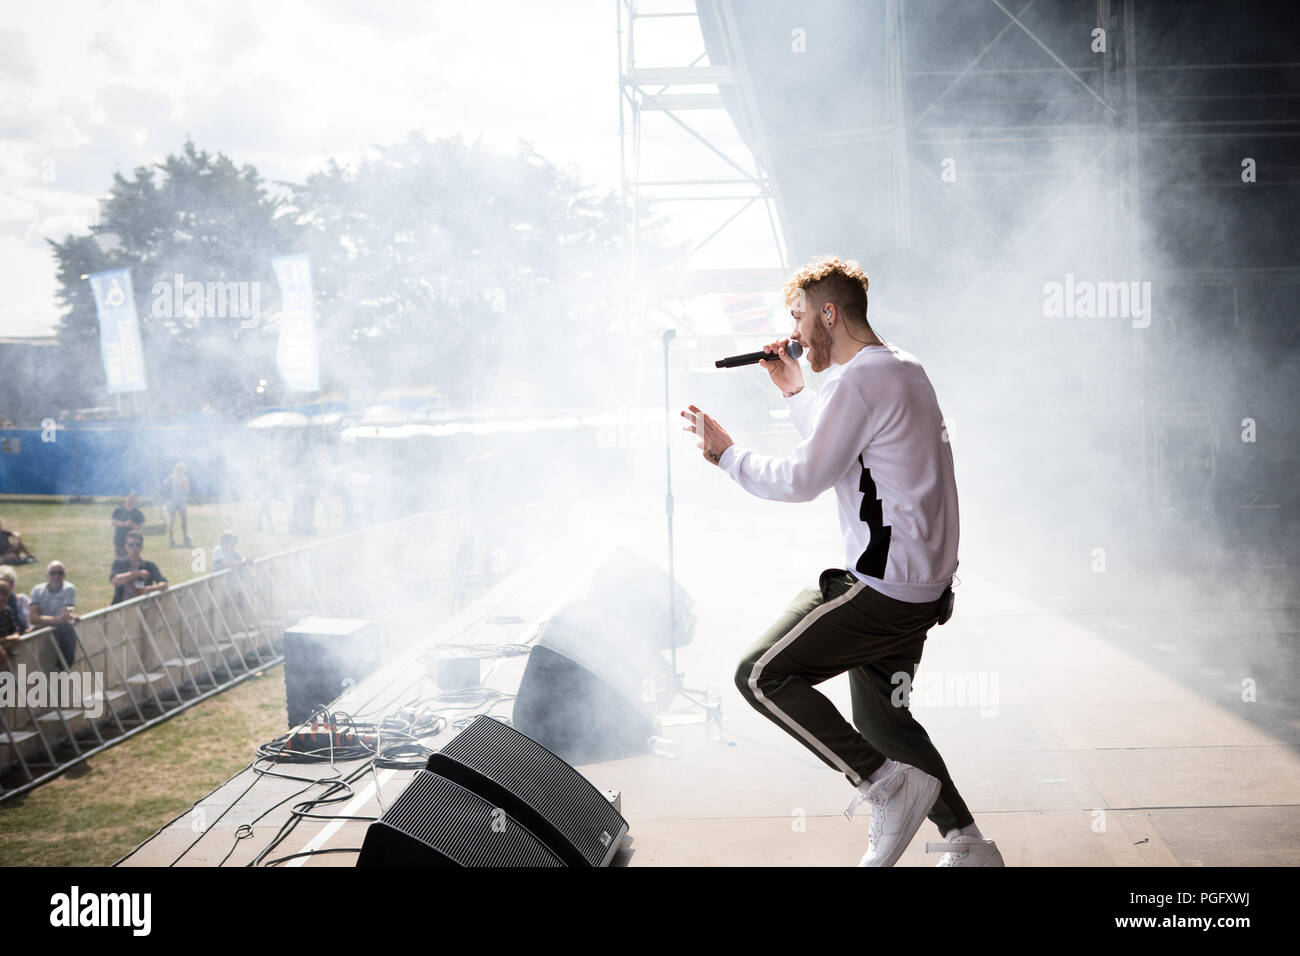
[{"x1": 818, "y1": 568, "x2": 858, "y2": 603}]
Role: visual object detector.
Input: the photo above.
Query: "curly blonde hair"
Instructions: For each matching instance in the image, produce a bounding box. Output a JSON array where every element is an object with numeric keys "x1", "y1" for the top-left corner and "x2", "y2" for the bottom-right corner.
[{"x1": 782, "y1": 256, "x2": 870, "y2": 321}]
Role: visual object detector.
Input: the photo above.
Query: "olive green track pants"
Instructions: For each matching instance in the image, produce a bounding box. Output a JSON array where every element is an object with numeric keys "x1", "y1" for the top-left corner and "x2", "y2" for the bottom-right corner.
[{"x1": 733, "y1": 568, "x2": 973, "y2": 836}]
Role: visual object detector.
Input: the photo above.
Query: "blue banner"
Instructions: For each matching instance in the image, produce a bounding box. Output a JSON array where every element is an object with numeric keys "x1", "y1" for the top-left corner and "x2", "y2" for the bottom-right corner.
[
  {"x1": 272, "y1": 254, "x2": 320, "y2": 393},
  {"x1": 88, "y1": 268, "x2": 147, "y2": 394}
]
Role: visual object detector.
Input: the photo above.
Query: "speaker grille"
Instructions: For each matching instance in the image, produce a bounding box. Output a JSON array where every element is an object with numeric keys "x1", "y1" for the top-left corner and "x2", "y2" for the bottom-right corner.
[
  {"x1": 371, "y1": 771, "x2": 564, "y2": 867},
  {"x1": 438, "y1": 716, "x2": 627, "y2": 865}
]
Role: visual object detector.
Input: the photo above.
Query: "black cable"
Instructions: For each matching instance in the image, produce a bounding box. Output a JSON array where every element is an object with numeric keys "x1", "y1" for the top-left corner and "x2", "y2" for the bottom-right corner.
[
  {"x1": 166, "y1": 766, "x2": 266, "y2": 867},
  {"x1": 131, "y1": 641, "x2": 521, "y2": 867},
  {"x1": 218, "y1": 824, "x2": 256, "y2": 867},
  {"x1": 245, "y1": 698, "x2": 521, "y2": 865},
  {"x1": 372, "y1": 742, "x2": 435, "y2": 768},
  {"x1": 204, "y1": 705, "x2": 366, "y2": 865},
  {"x1": 211, "y1": 762, "x2": 355, "y2": 866},
  {"x1": 249, "y1": 761, "x2": 375, "y2": 867},
  {"x1": 255, "y1": 705, "x2": 445, "y2": 764},
  {"x1": 160, "y1": 675, "x2": 515, "y2": 866}
]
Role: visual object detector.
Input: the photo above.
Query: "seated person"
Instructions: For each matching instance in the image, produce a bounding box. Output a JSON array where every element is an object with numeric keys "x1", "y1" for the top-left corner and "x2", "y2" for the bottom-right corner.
[
  {"x1": 0, "y1": 518, "x2": 36, "y2": 564},
  {"x1": 0, "y1": 581, "x2": 21, "y2": 670},
  {"x1": 0, "y1": 565, "x2": 30, "y2": 632}
]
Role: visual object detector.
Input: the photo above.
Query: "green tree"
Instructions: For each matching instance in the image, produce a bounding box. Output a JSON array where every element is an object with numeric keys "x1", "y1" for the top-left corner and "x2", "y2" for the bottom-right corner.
[
  {"x1": 285, "y1": 132, "x2": 640, "y2": 407},
  {"x1": 48, "y1": 133, "x2": 666, "y2": 418},
  {"x1": 44, "y1": 233, "x2": 109, "y2": 412},
  {"x1": 48, "y1": 140, "x2": 298, "y2": 418}
]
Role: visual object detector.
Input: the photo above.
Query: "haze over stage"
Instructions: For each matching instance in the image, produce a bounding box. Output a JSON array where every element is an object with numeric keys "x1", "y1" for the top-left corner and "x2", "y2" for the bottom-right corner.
[{"x1": 119, "y1": 470, "x2": 1300, "y2": 867}]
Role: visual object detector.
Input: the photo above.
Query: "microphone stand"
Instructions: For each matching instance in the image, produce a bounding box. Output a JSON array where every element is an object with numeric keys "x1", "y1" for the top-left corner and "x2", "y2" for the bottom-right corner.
[
  {"x1": 662, "y1": 328, "x2": 707, "y2": 706},
  {"x1": 661, "y1": 328, "x2": 679, "y2": 678}
]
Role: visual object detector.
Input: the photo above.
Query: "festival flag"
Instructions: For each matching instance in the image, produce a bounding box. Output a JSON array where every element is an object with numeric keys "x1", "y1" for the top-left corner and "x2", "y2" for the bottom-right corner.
[
  {"x1": 88, "y1": 268, "x2": 147, "y2": 393},
  {"x1": 272, "y1": 254, "x2": 320, "y2": 392}
]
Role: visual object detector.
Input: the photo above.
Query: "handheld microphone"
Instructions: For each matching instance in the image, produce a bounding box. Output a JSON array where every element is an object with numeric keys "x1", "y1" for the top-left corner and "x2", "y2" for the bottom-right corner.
[{"x1": 715, "y1": 340, "x2": 803, "y2": 369}]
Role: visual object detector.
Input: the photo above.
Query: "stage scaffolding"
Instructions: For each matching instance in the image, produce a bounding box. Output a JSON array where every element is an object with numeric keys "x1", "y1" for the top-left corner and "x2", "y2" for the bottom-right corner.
[{"x1": 621, "y1": 0, "x2": 1300, "y2": 521}]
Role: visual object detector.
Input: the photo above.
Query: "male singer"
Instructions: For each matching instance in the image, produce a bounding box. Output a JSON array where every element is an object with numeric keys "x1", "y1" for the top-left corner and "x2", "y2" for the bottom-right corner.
[{"x1": 681, "y1": 256, "x2": 1002, "y2": 867}]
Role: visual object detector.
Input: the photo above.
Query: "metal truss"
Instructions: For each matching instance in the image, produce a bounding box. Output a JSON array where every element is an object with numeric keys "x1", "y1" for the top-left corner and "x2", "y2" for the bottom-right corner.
[
  {"x1": 905, "y1": 0, "x2": 1300, "y2": 283},
  {"x1": 616, "y1": 0, "x2": 791, "y2": 301}
]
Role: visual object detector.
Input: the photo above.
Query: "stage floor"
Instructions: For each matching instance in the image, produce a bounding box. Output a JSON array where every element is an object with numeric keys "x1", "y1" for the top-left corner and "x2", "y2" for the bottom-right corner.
[{"x1": 119, "y1": 474, "x2": 1300, "y2": 867}]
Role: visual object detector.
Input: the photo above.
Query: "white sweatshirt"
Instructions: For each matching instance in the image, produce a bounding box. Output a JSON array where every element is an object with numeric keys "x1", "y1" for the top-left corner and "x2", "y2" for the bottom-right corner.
[{"x1": 718, "y1": 342, "x2": 958, "y2": 603}]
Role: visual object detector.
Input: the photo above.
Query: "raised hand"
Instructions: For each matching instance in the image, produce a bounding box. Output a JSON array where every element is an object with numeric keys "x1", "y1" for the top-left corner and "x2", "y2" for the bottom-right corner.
[{"x1": 680, "y1": 405, "x2": 735, "y2": 466}]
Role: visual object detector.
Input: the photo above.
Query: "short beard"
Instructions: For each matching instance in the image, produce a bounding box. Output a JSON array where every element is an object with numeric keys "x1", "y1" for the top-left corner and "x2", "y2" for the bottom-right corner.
[{"x1": 809, "y1": 318, "x2": 835, "y2": 372}]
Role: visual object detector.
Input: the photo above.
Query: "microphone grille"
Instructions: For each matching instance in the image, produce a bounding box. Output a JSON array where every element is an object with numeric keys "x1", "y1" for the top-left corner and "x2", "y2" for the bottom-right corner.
[{"x1": 786, "y1": 340, "x2": 804, "y2": 360}]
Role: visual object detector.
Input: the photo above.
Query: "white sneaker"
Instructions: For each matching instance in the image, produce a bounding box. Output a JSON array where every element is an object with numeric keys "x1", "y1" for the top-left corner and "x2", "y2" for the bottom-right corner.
[
  {"x1": 844, "y1": 763, "x2": 941, "y2": 867},
  {"x1": 925, "y1": 833, "x2": 1006, "y2": 867}
]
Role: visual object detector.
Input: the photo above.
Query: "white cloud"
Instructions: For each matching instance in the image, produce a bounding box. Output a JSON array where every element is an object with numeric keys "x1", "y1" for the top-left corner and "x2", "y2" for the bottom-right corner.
[
  {"x1": 0, "y1": 233, "x2": 61, "y2": 337},
  {"x1": 0, "y1": 0, "x2": 685, "y2": 335},
  {"x1": 0, "y1": 192, "x2": 40, "y2": 224}
]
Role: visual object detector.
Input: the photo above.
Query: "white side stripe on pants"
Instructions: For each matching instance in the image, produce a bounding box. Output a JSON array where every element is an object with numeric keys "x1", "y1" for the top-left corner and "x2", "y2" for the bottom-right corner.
[{"x1": 748, "y1": 579, "x2": 869, "y2": 787}]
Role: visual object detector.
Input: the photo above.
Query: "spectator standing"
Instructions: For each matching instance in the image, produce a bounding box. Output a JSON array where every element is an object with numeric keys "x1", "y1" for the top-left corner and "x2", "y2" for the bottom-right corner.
[
  {"x1": 29, "y1": 561, "x2": 79, "y2": 667},
  {"x1": 110, "y1": 531, "x2": 168, "y2": 604},
  {"x1": 288, "y1": 480, "x2": 317, "y2": 536},
  {"x1": 256, "y1": 457, "x2": 276, "y2": 532},
  {"x1": 111, "y1": 491, "x2": 146, "y2": 557},
  {"x1": 165, "y1": 462, "x2": 192, "y2": 548}
]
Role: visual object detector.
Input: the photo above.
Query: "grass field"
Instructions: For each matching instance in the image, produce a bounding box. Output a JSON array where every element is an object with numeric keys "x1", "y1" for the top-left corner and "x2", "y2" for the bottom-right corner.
[
  {"x1": 0, "y1": 495, "x2": 361, "y2": 866},
  {"x1": 0, "y1": 663, "x2": 288, "y2": 866},
  {"x1": 0, "y1": 496, "x2": 349, "y2": 612}
]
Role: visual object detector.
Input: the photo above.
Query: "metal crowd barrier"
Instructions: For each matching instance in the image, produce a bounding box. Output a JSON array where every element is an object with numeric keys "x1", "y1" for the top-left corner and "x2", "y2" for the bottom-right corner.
[{"x1": 0, "y1": 510, "x2": 455, "y2": 803}]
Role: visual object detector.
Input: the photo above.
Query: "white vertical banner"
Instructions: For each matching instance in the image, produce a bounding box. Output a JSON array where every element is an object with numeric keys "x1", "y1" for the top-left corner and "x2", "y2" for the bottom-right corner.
[
  {"x1": 88, "y1": 268, "x2": 148, "y2": 393},
  {"x1": 272, "y1": 253, "x2": 320, "y2": 392}
]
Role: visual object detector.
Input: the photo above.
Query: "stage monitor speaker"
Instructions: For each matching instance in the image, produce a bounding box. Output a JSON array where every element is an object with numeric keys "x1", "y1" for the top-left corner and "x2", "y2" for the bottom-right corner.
[
  {"x1": 282, "y1": 617, "x2": 385, "y2": 728},
  {"x1": 426, "y1": 715, "x2": 628, "y2": 867},
  {"x1": 587, "y1": 547, "x2": 696, "y2": 649},
  {"x1": 356, "y1": 770, "x2": 565, "y2": 867},
  {"x1": 512, "y1": 599, "x2": 675, "y2": 763}
]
